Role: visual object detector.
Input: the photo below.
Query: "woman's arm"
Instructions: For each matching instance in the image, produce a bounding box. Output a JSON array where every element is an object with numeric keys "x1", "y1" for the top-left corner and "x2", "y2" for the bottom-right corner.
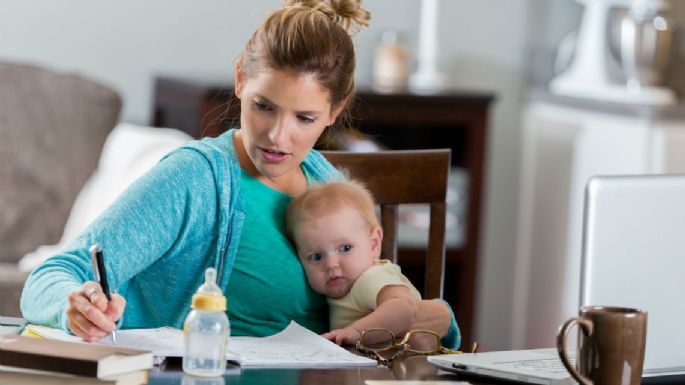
[
  {"x1": 410, "y1": 299, "x2": 451, "y2": 335},
  {"x1": 411, "y1": 299, "x2": 461, "y2": 350},
  {"x1": 323, "y1": 285, "x2": 418, "y2": 345},
  {"x1": 20, "y1": 148, "x2": 216, "y2": 337}
]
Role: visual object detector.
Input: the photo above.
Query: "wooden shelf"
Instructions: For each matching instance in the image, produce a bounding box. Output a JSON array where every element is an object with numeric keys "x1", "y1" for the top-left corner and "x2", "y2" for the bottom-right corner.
[{"x1": 152, "y1": 75, "x2": 494, "y2": 347}]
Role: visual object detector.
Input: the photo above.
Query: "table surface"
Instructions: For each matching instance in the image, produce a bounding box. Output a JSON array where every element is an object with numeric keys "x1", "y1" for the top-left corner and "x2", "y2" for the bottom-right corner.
[
  {"x1": 149, "y1": 356, "x2": 497, "y2": 385},
  {"x1": 149, "y1": 356, "x2": 685, "y2": 385}
]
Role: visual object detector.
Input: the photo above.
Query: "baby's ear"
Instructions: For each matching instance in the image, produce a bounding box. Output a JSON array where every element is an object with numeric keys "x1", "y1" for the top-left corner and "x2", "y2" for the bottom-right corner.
[{"x1": 370, "y1": 226, "x2": 383, "y2": 260}]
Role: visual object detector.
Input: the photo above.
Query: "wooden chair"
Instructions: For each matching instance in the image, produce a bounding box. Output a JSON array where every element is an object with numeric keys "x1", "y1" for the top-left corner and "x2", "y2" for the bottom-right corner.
[{"x1": 321, "y1": 149, "x2": 451, "y2": 299}]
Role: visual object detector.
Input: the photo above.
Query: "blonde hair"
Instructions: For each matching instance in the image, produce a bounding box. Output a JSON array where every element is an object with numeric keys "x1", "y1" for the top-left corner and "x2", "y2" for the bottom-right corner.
[
  {"x1": 286, "y1": 180, "x2": 379, "y2": 240},
  {"x1": 239, "y1": 0, "x2": 370, "y2": 131}
]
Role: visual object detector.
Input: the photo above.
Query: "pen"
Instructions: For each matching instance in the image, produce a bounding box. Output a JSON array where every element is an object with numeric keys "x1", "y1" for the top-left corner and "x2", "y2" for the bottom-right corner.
[{"x1": 89, "y1": 243, "x2": 117, "y2": 343}]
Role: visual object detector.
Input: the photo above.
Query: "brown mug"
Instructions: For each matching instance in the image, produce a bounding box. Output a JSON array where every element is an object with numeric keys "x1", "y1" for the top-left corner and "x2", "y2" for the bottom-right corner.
[{"x1": 557, "y1": 306, "x2": 648, "y2": 385}]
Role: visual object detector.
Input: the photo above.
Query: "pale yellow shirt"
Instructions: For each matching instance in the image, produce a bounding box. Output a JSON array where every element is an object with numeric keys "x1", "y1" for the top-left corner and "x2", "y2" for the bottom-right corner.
[{"x1": 327, "y1": 260, "x2": 422, "y2": 330}]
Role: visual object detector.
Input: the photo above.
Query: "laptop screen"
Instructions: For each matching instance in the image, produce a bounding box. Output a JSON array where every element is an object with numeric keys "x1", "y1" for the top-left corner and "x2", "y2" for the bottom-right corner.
[{"x1": 579, "y1": 175, "x2": 685, "y2": 376}]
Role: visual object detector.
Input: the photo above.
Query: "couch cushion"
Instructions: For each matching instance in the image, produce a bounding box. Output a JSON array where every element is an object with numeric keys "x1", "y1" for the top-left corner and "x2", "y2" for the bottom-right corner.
[
  {"x1": 0, "y1": 61, "x2": 121, "y2": 263},
  {"x1": 0, "y1": 263, "x2": 30, "y2": 317},
  {"x1": 18, "y1": 123, "x2": 192, "y2": 272}
]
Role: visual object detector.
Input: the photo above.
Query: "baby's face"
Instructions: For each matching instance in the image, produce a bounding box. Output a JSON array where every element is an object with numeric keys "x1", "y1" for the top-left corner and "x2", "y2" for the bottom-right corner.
[{"x1": 294, "y1": 208, "x2": 381, "y2": 298}]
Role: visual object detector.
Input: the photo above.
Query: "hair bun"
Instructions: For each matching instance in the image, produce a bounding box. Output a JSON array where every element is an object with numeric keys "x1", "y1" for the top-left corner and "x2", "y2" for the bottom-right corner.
[{"x1": 285, "y1": 0, "x2": 371, "y2": 35}]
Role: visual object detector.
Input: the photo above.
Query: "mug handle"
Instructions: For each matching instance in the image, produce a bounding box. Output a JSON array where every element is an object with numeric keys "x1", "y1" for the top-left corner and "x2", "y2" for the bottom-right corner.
[{"x1": 556, "y1": 317, "x2": 594, "y2": 385}]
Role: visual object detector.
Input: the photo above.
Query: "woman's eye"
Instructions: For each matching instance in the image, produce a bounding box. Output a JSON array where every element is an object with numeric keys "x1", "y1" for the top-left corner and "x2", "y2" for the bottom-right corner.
[
  {"x1": 339, "y1": 244, "x2": 352, "y2": 253},
  {"x1": 307, "y1": 253, "x2": 323, "y2": 262},
  {"x1": 254, "y1": 101, "x2": 272, "y2": 111},
  {"x1": 297, "y1": 115, "x2": 315, "y2": 124}
]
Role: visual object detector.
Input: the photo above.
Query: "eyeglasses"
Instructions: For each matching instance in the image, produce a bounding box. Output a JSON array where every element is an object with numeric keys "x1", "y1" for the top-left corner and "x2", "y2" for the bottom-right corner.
[{"x1": 355, "y1": 328, "x2": 477, "y2": 366}]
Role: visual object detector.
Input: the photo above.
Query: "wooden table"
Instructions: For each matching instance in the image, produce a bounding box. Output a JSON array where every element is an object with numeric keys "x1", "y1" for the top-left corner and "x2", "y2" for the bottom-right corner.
[
  {"x1": 148, "y1": 356, "x2": 496, "y2": 385},
  {"x1": 148, "y1": 357, "x2": 685, "y2": 385}
]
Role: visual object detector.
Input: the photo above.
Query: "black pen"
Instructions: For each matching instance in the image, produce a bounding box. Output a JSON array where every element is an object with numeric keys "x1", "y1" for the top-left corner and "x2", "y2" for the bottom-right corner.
[{"x1": 89, "y1": 244, "x2": 117, "y2": 343}]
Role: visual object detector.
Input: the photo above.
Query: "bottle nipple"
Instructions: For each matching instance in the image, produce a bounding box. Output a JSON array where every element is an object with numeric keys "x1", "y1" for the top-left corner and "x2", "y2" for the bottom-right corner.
[
  {"x1": 191, "y1": 267, "x2": 227, "y2": 311},
  {"x1": 197, "y1": 267, "x2": 222, "y2": 295}
]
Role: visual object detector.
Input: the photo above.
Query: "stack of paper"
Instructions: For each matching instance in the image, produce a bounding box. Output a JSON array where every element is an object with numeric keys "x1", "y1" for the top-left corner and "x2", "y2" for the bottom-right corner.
[
  {"x1": 27, "y1": 321, "x2": 376, "y2": 368},
  {"x1": 229, "y1": 321, "x2": 376, "y2": 367},
  {"x1": 24, "y1": 326, "x2": 183, "y2": 366},
  {"x1": 0, "y1": 317, "x2": 26, "y2": 336}
]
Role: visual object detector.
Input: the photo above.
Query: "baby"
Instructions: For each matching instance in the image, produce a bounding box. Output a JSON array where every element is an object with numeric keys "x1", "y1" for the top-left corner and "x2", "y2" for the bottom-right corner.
[{"x1": 286, "y1": 180, "x2": 422, "y2": 345}]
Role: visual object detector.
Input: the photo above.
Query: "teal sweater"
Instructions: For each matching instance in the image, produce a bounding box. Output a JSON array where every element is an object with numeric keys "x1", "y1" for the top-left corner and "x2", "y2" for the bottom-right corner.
[{"x1": 20, "y1": 129, "x2": 460, "y2": 348}]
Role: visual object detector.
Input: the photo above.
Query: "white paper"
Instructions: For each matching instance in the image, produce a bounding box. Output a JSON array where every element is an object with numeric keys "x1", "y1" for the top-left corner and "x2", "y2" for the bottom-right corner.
[
  {"x1": 25, "y1": 326, "x2": 82, "y2": 342},
  {"x1": 26, "y1": 321, "x2": 376, "y2": 368},
  {"x1": 365, "y1": 380, "x2": 471, "y2": 385},
  {"x1": 26, "y1": 325, "x2": 187, "y2": 359},
  {"x1": 228, "y1": 321, "x2": 377, "y2": 367},
  {"x1": 101, "y1": 327, "x2": 185, "y2": 358}
]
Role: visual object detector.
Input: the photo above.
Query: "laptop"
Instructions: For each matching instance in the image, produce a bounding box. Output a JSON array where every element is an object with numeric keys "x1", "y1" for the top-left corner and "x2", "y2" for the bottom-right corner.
[
  {"x1": 427, "y1": 349, "x2": 574, "y2": 385},
  {"x1": 580, "y1": 174, "x2": 685, "y2": 377},
  {"x1": 429, "y1": 174, "x2": 685, "y2": 383}
]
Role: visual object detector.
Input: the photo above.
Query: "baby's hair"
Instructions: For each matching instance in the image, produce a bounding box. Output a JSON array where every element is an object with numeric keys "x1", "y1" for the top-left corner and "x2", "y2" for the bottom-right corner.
[{"x1": 286, "y1": 179, "x2": 379, "y2": 240}]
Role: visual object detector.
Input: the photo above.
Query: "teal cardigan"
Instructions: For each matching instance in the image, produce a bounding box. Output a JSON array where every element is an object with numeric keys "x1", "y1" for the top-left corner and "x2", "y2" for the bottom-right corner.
[{"x1": 20, "y1": 129, "x2": 460, "y2": 348}]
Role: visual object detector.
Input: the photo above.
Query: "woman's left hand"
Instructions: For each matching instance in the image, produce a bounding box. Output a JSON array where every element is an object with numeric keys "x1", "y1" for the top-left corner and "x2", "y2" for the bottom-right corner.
[{"x1": 403, "y1": 299, "x2": 451, "y2": 349}]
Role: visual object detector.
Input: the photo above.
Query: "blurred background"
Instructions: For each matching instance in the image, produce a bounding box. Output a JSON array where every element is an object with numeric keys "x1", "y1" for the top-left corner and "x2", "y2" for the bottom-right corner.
[{"x1": 2, "y1": 0, "x2": 684, "y2": 352}]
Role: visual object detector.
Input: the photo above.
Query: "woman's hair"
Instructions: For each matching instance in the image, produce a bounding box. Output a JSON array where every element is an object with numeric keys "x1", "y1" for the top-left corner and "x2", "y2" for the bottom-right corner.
[
  {"x1": 286, "y1": 179, "x2": 380, "y2": 240},
  {"x1": 239, "y1": 0, "x2": 370, "y2": 133}
]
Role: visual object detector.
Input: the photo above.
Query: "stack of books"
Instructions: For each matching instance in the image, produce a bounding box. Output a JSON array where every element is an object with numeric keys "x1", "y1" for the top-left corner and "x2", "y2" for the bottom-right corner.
[
  {"x1": 0, "y1": 335, "x2": 153, "y2": 385},
  {"x1": 0, "y1": 317, "x2": 26, "y2": 336}
]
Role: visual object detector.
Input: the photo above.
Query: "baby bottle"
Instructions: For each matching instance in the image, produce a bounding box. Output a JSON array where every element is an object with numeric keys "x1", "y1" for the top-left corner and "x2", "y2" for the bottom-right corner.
[{"x1": 183, "y1": 267, "x2": 230, "y2": 377}]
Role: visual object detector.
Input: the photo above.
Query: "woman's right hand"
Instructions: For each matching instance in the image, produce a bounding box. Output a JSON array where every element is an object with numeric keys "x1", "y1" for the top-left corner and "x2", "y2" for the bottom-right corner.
[{"x1": 66, "y1": 281, "x2": 126, "y2": 342}]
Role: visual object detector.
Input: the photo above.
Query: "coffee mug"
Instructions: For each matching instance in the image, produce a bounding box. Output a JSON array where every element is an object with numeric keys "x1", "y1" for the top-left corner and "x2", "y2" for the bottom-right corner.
[{"x1": 557, "y1": 306, "x2": 647, "y2": 385}]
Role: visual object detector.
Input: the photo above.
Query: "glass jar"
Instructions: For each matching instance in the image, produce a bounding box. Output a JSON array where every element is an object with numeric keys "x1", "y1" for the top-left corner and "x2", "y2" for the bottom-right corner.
[{"x1": 373, "y1": 30, "x2": 409, "y2": 92}]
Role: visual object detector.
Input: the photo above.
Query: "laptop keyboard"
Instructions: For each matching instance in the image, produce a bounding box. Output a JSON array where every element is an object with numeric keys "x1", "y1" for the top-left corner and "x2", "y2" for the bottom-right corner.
[{"x1": 511, "y1": 358, "x2": 571, "y2": 373}]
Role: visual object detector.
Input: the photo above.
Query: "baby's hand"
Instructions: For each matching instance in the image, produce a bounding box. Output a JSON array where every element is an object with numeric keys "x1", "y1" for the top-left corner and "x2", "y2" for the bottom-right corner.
[{"x1": 322, "y1": 327, "x2": 361, "y2": 346}]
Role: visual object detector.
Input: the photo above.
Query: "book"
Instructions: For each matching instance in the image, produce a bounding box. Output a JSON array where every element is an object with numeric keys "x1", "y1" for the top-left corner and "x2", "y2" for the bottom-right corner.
[
  {"x1": 27, "y1": 321, "x2": 376, "y2": 368},
  {"x1": 0, "y1": 317, "x2": 26, "y2": 336},
  {"x1": 0, "y1": 366, "x2": 148, "y2": 385},
  {"x1": 0, "y1": 335, "x2": 153, "y2": 378}
]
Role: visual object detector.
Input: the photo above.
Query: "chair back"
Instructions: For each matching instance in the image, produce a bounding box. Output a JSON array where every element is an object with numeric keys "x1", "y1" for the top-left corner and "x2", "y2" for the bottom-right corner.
[{"x1": 321, "y1": 149, "x2": 451, "y2": 299}]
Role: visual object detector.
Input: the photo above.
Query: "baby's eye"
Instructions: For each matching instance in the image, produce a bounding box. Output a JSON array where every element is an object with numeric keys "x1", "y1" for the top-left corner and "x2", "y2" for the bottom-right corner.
[
  {"x1": 338, "y1": 244, "x2": 352, "y2": 253},
  {"x1": 307, "y1": 253, "x2": 323, "y2": 262}
]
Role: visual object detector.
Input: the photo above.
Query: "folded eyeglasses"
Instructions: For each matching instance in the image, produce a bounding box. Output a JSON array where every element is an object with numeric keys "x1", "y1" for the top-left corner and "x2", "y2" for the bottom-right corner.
[{"x1": 355, "y1": 328, "x2": 478, "y2": 366}]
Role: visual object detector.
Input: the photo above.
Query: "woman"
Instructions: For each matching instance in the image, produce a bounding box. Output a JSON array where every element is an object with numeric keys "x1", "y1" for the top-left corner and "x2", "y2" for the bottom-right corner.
[{"x1": 21, "y1": 0, "x2": 458, "y2": 348}]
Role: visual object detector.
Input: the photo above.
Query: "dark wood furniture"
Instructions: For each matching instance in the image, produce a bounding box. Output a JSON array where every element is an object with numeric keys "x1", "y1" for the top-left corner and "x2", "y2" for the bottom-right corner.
[
  {"x1": 148, "y1": 357, "x2": 685, "y2": 385},
  {"x1": 148, "y1": 356, "x2": 497, "y2": 385},
  {"x1": 152, "y1": 75, "x2": 494, "y2": 347},
  {"x1": 321, "y1": 149, "x2": 450, "y2": 299}
]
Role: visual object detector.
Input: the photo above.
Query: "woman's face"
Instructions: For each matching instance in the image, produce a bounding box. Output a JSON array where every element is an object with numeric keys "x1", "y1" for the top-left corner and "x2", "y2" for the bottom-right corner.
[{"x1": 234, "y1": 66, "x2": 343, "y2": 181}]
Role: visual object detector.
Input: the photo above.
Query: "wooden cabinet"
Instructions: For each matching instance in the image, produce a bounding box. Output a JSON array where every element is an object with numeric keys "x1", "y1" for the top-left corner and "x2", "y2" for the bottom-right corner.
[{"x1": 152, "y1": 75, "x2": 494, "y2": 347}]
